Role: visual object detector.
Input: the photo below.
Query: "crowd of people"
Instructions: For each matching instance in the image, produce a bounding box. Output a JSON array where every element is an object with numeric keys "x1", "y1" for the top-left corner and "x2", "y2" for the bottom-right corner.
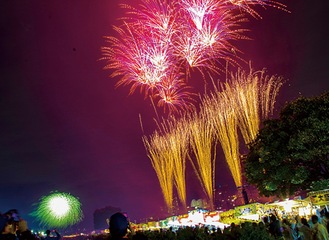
[
  {"x1": 0, "y1": 209, "x2": 61, "y2": 240},
  {"x1": 105, "y1": 211, "x2": 329, "y2": 240},
  {"x1": 2, "y1": 209, "x2": 329, "y2": 240}
]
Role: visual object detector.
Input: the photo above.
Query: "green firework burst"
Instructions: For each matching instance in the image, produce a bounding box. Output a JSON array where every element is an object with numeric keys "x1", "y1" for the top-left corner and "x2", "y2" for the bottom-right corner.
[{"x1": 33, "y1": 192, "x2": 83, "y2": 228}]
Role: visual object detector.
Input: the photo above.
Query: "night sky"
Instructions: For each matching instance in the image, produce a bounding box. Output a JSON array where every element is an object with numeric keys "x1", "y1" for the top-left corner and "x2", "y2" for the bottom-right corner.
[{"x1": 1, "y1": 0, "x2": 329, "y2": 231}]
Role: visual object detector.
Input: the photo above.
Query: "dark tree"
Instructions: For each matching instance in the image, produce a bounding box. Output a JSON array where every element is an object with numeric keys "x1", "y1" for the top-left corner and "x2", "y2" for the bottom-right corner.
[{"x1": 244, "y1": 91, "x2": 329, "y2": 197}]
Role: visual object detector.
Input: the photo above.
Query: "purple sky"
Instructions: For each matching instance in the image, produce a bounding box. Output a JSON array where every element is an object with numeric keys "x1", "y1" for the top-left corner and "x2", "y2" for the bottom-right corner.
[{"x1": 1, "y1": 0, "x2": 329, "y2": 231}]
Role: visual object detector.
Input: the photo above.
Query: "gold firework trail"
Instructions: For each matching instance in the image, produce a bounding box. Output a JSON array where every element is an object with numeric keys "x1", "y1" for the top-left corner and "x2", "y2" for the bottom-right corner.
[
  {"x1": 203, "y1": 85, "x2": 242, "y2": 187},
  {"x1": 143, "y1": 114, "x2": 190, "y2": 212},
  {"x1": 187, "y1": 108, "x2": 216, "y2": 210},
  {"x1": 229, "y1": 67, "x2": 283, "y2": 145},
  {"x1": 142, "y1": 131, "x2": 175, "y2": 212},
  {"x1": 258, "y1": 70, "x2": 284, "y2": 119},
  {"x1": 165, "y1": 118, "x2": 189, "y2": 210}
]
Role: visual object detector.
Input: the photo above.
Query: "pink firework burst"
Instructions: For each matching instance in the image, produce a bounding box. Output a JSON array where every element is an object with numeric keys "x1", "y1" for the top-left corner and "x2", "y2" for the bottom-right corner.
[
  {"x1": 155, "y1": 74, "x2": 196, "y2": 113},
  {"x1": 174, "y1": 4, "x2": 248, "y2": 71},
  {"x1": 131, "y1": 0, "x2": 177, "y2": 35},
  {"x1": 102, "y1": 22, "x2": 176, "y2": 96},
  {"x1": 225, "y1": 0, "x2": 289, "y2": 18},
  {"x1": 180, "y1": 0, "x2": 220, "y2": 30},
  {"x1": 102, "y1": 0, "x2": 288, "y2": 111}
]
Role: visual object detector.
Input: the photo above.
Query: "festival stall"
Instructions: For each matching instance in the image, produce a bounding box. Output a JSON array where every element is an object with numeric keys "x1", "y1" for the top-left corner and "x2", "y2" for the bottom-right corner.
[
  {"x1": 147, "y1": 221, "x2": 160, "y2": 230},
  {"x1": 306, "y1": 189, "x2": 329, "y2": 214},
  {"x1": 219, "y1": 209, "x2": 236, "y2": 224},
  {"x1": 153, "y1": 209, "x2": 229, "y2": 229},
  {"x1": 159, "y1": 219, "x2": 168, "y2": 228},
  {"x1": 264, "y1": 198, "x2": 311, "y2": 218},
  {"x1": 177, "y1": 214, "x2": 189, "y2": 226},
  {"x1": 307, "y1": 189, "x2": 329, "y2": 207},
  {"x1": 166, "y1": 215, "x2": 180, "y2": 227},
  {"x1": 204, "y1": 211, "x2": 220, "y2": 224},
  {"x1": 204, "y1": 211, "x2": 229, "y2": 229},
  {"x1": 234, "y1": 203, "x2": 263, "y2": 221}
]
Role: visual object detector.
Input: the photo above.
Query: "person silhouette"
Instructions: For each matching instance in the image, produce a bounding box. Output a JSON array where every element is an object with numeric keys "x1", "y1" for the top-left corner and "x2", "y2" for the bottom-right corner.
[
  {"x1": 109, "y1": 212, "x2": 129, "y2": 240},
  {"x1": 43, "y1": 230, "x2": 60, "y2": 240}
]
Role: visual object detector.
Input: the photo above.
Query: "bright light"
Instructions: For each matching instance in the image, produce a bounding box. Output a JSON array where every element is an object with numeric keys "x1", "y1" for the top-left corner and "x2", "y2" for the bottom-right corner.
[
  {"x1": 32, "y1": 191, "x2": 83, "y2": 228},
  {"x1": 49, "y1": 196, "x2": 70, "y2": 217}
]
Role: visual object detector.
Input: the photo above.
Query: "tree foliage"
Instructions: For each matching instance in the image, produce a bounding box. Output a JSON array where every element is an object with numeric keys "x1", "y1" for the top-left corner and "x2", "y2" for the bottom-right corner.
[{"x1": 244, "y1": 91, "x2": 329, "y2": 197}]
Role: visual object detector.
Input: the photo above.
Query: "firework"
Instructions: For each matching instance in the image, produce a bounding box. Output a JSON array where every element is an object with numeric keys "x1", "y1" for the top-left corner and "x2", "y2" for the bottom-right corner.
[
  {"x1": 225, "y1": 0, "x2": 289, "y2": 19},
  {"x1": 101, "y1": 0, "x2": 186, "y2": 110},
  {"x1": 197, "y1": 67, "x2": 283, "y2": 188},
  {"x1": 176, "y1": 0, "x2": 247, "y2": 70},
  {"x1": 187, "y1": 108, "x2": 216, "y2": 210},
  {"x1": 229, "y1": 67, "x2": 284, "y2": 145},
  {"x1": 180, "y1": 0, "x2": 219, "y2": 30},
  {"x1": 102, "y1": 23, "x2": 173, "y2": 93},
  {"x1": 233, "y1": 69, "x2": 260, "y2": 144},
  {"x1": 142, "y1": 65, "x2": 283, "y2": 209},
  {"x1": 101, "y1": 17, "x2": 193, "y2": 111},
  {"x1": 142, "y1": 131, "x2": 175, "y2": 212},
  {"x1": 32, "y1": 192, "x2": 83, "y2": 228},
  {"x1": 203, "y1": 85, "x2": 242, "y2": 187},
  {"x1": 258, "y1": 70, "x2": 284, "y2": 119},
  {"x1": 102, "y1": 0, "x2": 287, "y2": 110},
  {"x1": 143, "y1": 114, "x2": 190, "y2": 211},
  {"x1": 120, "y1": 0, "x2": 178, "y2": 40},
  {"x1": 155, "y1": 72, "x2": 196, "y2": 112},
  {"x1": 161, "y1": 116, "x2": 190, "y2": 209}
]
